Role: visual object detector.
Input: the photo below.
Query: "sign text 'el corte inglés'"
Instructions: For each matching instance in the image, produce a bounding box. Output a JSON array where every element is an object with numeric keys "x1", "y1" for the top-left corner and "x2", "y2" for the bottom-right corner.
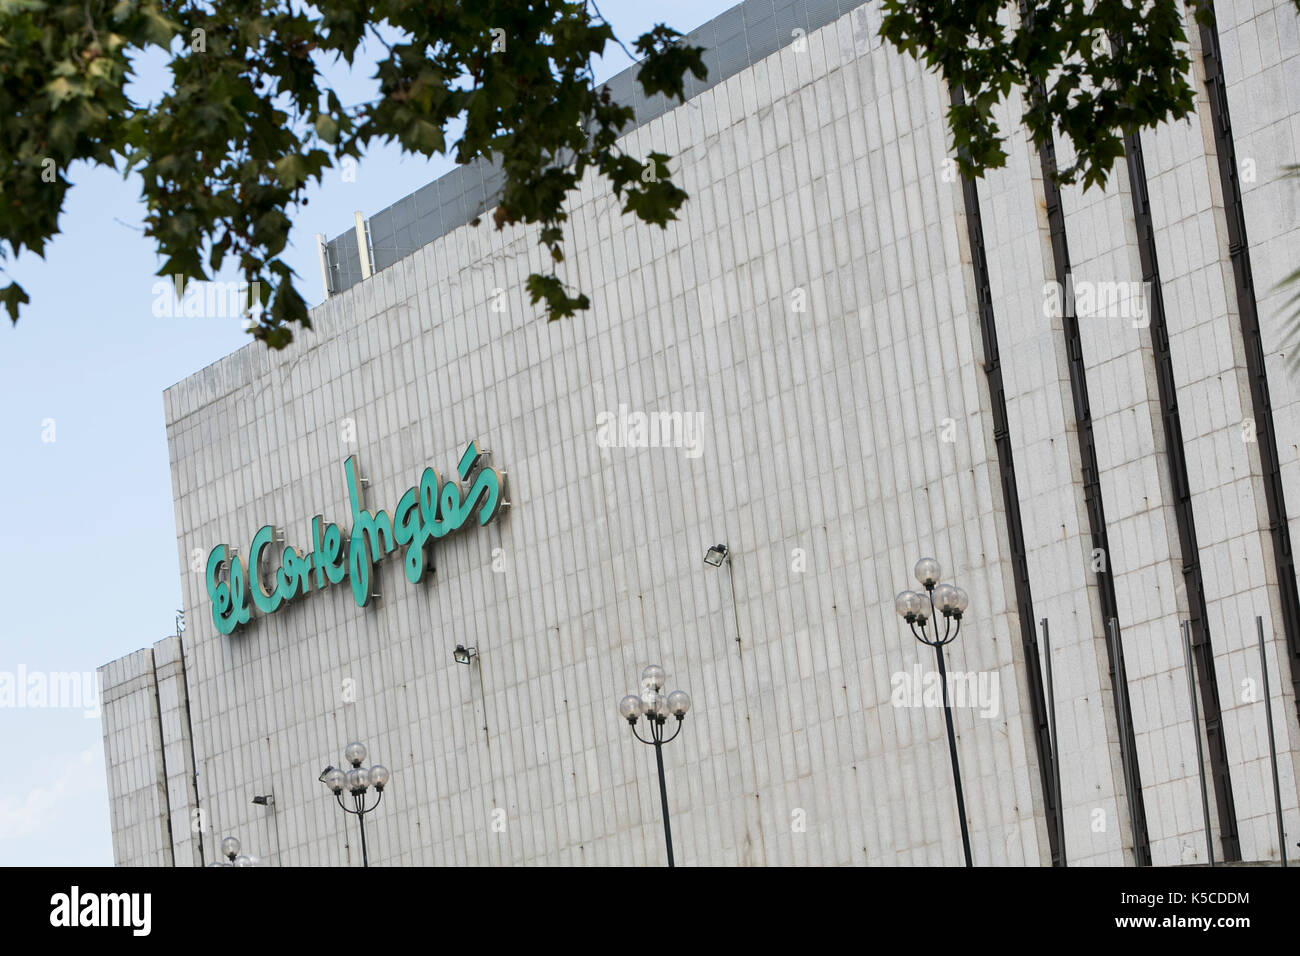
[{"x1": 205, "y1": 441, "x2": 506, "y2": 635}]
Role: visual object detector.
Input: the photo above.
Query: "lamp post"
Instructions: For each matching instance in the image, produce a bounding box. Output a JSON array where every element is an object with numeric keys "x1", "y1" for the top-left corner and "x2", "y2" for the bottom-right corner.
[
  {"x1": 319, "y1": 741, "x2": 390, "y2": 867},
  {"x1": 206, "y1": 835, "x2": 256, "y2": 867},
  {"x1": 895, "y1": 557, "x2": 973, "y2": 867},
  {"x1": 619, "y1": 664, "x2": 691, "y2": 867}
]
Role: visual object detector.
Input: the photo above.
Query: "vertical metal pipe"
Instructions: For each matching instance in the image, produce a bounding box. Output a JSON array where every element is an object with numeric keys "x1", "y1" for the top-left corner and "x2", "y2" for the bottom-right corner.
[
  {"x1": 1198, "y1": 4, "x2": 1300, "y2": 730},
  {"x1": 315, "y1": 232, "x2": 332, "y2": 300},
  {"x1": 1123, "y1": 120, "x2": 1241, "y2": 861},
  {"x1": 935, "y1": 643, "x2": 973, "y2": 866},
  {"x1": 1107, "y1": 618, "x2": 1139, "y2": 865},
  {"x1": 950, "y1": 80, "x2": 1058, "y2": 867},
  {"x1": 1257, "y1": 616, "x2": 1288, "y2": 867},
  {"x1": 1042, "y1": 618, "x2": 1067, "y2": 865},
  {"x1": 1183, "y1": 621, "x2": 1215, "y2": 867},
  {"x1": 1021, "y1": 0, "x2": 1151, "y2": 864},
  {"x1": 353, "y1": 210, "x2": 372, "y2": 279}
]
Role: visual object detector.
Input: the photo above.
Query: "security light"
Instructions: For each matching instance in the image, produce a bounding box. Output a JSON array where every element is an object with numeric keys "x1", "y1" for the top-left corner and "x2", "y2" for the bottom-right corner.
[
  {"x1": 318, "y1": 765, "x2": 336, "y2": 783},
  {"x1": 251, "y1": 795, "x2": 274, "y2": 806},
  {"x1": 704, "y1": 543, "x2": 729, "y2": 567},
  {"x1": 454, "y1": 644, "x2": 478, "y2": 665}
]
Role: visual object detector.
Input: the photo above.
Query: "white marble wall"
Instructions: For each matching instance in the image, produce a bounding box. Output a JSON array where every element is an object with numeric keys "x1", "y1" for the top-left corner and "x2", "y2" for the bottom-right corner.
[
  {"x1": 101, "y1": 0, "x2": 1300, "y2": 866},
  {"x1": 99, "y1": 645, "x2": 173, "y2": 867},
  {"x1": 972, "y1": 82, "x2": 1134, "y2": 866},
  {"x1": 1214, "y1": 0, "x2": 1300, "y2": 863}
]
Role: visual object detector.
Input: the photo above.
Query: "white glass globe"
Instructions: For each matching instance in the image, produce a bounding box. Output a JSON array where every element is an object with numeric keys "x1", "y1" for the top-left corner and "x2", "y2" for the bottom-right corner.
[
  {"x1": 932, "y1": 583, "x2": 958, "y2": 615},
  {"x1": 345, "y1": 767, "x2": 369, "y2": 792},
  {"x1": 914, "y1": 557, "x2": 941, "y2": 588},
  {"x1": 619, "y1": 694, "x2": 644, "y2": 722},
  {"x1": 641, "y1": 664, "x2": 666, "y2": 692},
  {"x1": 640, "y1": 691, "x2": 663, "y2": 718},
  {"x1": 895, "y1": 590, "x2": 923, "y2": 619},
  {"x1": 220, "y1": 836, "x2": 241, "y2": 860},
  {"x1": 234, "y1": 854, "x2": 256, "y2": 867},
  {"x1": 953, "y1": 587, "x2": 970, "y2": 614},
  {"x1": 368, "y1": 765, "x2": 391, "y2": 790},
  {"x1": 323, "y1": 768, "x2": 347, "y2": 793},
  {"x1": 667, "y1": 690, "x2": 691, "y2": 717},
  {"x1": 344, "y1": 741, "x2": 368, "y2": 767}
]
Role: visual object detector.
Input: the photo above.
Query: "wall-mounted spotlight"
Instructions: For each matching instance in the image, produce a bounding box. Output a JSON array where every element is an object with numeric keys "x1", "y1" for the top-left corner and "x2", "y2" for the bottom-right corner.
[
  {"x1": 454, "y1": 644, "x2": 478, "y2": 665},
  {"x1": 703, "y1": 543, "x2": 742, "y2": 646},
  {"x1": 251, "y1": 794, "x2": 274, "y2": 806},
  {"x1": 318, "y1": 765, "x2": 336, "y2": 783}
]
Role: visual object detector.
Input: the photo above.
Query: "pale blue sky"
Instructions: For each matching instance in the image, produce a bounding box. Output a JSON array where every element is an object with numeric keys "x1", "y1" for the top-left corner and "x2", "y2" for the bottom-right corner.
[{"x1": 0, "y1": 0, "x2": 738, "y2": 866}]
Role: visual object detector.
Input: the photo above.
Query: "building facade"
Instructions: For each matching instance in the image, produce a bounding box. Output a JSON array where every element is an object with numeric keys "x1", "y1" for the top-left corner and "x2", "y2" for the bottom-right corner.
[{"x1": 101, "y1": 0, "x2": 1300, "y2": 866}]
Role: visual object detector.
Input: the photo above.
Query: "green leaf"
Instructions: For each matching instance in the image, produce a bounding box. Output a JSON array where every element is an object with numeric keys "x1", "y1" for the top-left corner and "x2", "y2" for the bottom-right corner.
[
  {"x1": 314, "y1": 112, "x2": 339, "y2": 144},
  {"x1": 0, "y1": 281, "x2": 30, "y2": 324},
  {"x1": 0, "y1": 0, "x2": 707, "y2": 338}
]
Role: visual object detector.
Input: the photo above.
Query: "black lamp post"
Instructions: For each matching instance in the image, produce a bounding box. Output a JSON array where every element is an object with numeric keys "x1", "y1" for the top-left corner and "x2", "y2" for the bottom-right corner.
[
  {"x1": 895, "y1": 557, "x2": 973, "y2": 867},
  {"x1": 619, "y1": 664, "x2": 691, "y2": 867},
  {"x1": 319, "y1": 741, "x2": 390, "y2": 867}
]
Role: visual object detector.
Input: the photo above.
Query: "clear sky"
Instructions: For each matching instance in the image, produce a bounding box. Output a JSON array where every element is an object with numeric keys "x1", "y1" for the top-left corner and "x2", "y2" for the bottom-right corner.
[{"x1": 0, "y1": 0, "x2": 739, "y2": 866}]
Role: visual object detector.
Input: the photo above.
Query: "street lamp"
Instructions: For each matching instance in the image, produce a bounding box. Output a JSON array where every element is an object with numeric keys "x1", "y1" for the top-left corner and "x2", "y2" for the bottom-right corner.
[
  {"x1": 206, "y1": 835, "x2": 256, "y2": 867},
  {"x1": 319, "y1": 741, "x2": 390, "y2": 867},
  {"x1": 618, "y1": 664, "x2": 691, "y2": 867},
  {"x1": 895, "y1": 557, "x2": 973, "y2": 867}
]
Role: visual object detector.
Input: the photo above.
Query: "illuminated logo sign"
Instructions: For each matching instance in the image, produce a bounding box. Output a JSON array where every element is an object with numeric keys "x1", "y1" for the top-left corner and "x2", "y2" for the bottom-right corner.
[{"x1": 205, "y1": 441, "x2": 506, "y2": 635}]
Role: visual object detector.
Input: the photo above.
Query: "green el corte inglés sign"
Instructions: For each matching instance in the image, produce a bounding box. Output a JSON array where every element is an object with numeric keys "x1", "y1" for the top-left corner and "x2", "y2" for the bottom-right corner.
[{"x1": 205, "y1": 441, "x2": 505, "y2": 635}]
